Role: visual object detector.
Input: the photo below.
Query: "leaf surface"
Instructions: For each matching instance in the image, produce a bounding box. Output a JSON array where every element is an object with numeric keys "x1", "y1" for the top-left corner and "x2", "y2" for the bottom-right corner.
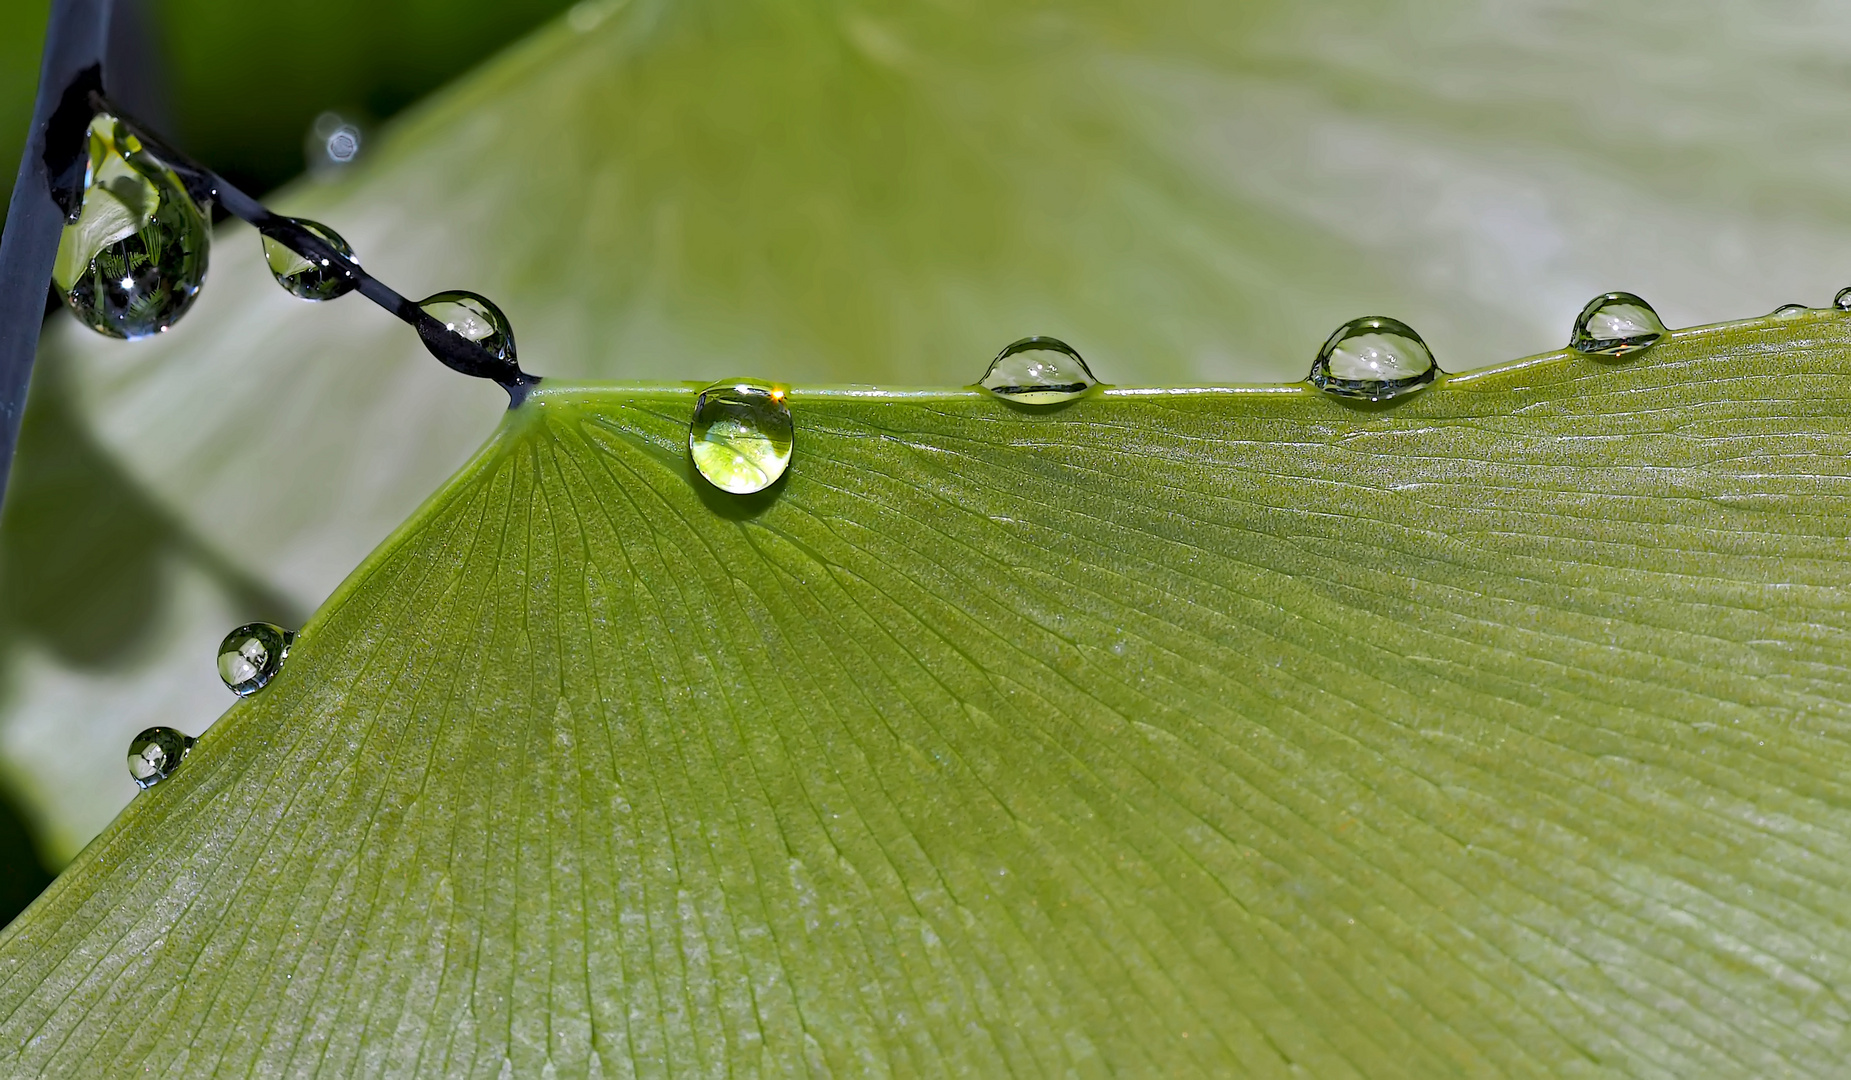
[
  {"x1": 5, "y1": 318, "x2": 1851, "y2": 1074},
  {"x1": 19, "y1": 0, "x2": 1851, "y2": 858}
]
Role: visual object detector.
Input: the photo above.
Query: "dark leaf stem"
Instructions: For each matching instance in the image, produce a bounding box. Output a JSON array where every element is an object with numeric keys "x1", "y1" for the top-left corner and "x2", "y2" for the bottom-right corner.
[
  {"x1": 97, "y1": 99, "x2": 541, "y2": 401},
  {"x1": 0, "y1": 0, "x2": 112, "y2": 512}
]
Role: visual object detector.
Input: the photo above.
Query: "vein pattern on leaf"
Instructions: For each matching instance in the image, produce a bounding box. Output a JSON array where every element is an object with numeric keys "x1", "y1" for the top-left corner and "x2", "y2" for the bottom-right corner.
[{"x1": 3, "y1": 320, "x2": 1851, "y2": 1076}]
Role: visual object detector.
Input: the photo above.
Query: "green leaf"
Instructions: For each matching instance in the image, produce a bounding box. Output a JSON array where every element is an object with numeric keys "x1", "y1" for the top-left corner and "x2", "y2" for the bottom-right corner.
[
  {"x1": 6, "y1": 316, "x2": 1851, "y2": 1073},
  {"x1": 19, "y1": 0, "x2": 1851, "y2": 859},
  {"x1": 7, "y1": 0, "x2": 1851, "y2": 903}
]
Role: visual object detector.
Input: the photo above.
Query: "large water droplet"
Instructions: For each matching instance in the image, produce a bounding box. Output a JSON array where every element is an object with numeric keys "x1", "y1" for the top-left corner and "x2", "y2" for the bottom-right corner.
[
  {"x1": 1570, "y1": 292, "x2": 1666, "y2": 357},
  {"x1": 218, "y1": 622, "x2": 294, "y2": 696},
  {"x1": 262, "y1": 218, "x2": 358, "y2": 301},
  {"x1": 690, "y1": 381, "x2": 793, "y2": 494},
  {"x1": 1308, "y1": 316, "x2": 1437, "y2": 401},
  {"x1": 1771, "y1": 303, "x2": 1809, "y2": 319},
  {"x1": 53, "y1": 114, "x2": 210, "y2": 339},
  {"x1": 1834, "y1": 287, "x2": 1851, "y2": 312},
  {"x1": 127, "y1": 727, "x2": 195, "y2": 789},
  {"x1": 978, "y1": 337, "x2": 1098, "y2": 404}
]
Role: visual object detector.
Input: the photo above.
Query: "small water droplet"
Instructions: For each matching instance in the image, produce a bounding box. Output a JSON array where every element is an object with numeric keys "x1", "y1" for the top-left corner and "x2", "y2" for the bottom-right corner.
[
  {"x1": 416, "y1": 290, "x2": 519, "y2": 378},
  {"x1": 262, "y1": 218, "x2": 358, "y2": 301},
  {"x1": 53, "y1": 114, "x2": 209, "y2": 339},
  {"x1": 305, "y1": 110, "x2": 364, "y2": 176},
  {"x1": 1771, "y1": 302, "x2": 1809, "y2": 319},
  {"x1": 127, "y1": 727, "x2": 195, "y2": 789},
  {"x1": 1308, "y1": 316, "x2": 1437, "y2": 401},
  {"x1": 1570, "y1": 292, "x2": 1665, "y2": 357},
  {"x1": 1835, "y1": 287, "x2": 1851, "y2": 311},
  {"x1": 217, "y1": 622, "x2": 295, "y2": 696},
  {"x1": 690, "y1": 381, "x2": 793, "y2": 494},
  {"x1": 979, "y1": 337, "x2": 1098, "y2": 404}
]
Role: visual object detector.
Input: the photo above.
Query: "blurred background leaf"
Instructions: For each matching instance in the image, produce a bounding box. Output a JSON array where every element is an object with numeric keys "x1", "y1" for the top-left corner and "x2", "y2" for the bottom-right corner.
[
  {"x1": 7, "y1": 0, "x2": 1851, "y2": 924},
  {"x1": 0, "y1": 0, "x2": 583, "y2": 230},
  {"x1": 0, "y1": 1, "x2": 49, "y2": 231},
  {"x1": 0, "y1": 0, "x2": 581, "y2": 918}
]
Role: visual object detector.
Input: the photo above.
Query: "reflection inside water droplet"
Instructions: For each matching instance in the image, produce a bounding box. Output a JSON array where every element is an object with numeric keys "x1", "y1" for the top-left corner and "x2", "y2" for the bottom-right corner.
[
  {"x1": 53, "y1": 113, "x2": 210, "y2": 339},
  {"x1": 690, "y1": 381, "x2": 793, "y2": 494},
  {"x1": 127, "y1": 726, "x2": 195, "y2": 789},
  {"x1": 418, "y1": 292, "x2": 514, "y2": 357},
  {"x1": 1835, "y1": 287, "x2": 1851, "y2": 312},
  {"x1": 262, "y1": 218, "x2": 358, "y2": 301},
  {"x1": 217, "y1": 622, "x2": 295, "y2": 696},
  {"x1": 1772, "y1": 303, "x2": 1810, "y2": 319},
  {"x1": 1570, "y1": 291, "x2": 1665, "y2": 357},
  {"x1": 979, "y1": 337, "x2": 1099, "y2": 405},
  {"x1": 415, "y1": 290, "x2": 521, "y2": 381},
  {"x1": 1308, "y1": 316, "x2": 1437, "y2": 401}
]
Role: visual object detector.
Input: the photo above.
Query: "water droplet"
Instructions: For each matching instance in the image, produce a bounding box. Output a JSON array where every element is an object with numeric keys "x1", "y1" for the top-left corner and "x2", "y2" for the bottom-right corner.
[
  {"x1": 53, "y1": 114, "x2": 209, "y2": 339},
  {"x1": 127, "y1": 727, "x2": 195, "y2": 789},
  {"x1": 261, "y1": 218, "x2": 358, "y2": 301},
  {"x1": 416, "y1": 290, "x2": 519, "y2": 379},
  {"x1": 978, "y1": 337, "x2": 1098, "y2": 404},
  {"x1": 1570, "y1": 292, "x2": 1665, "y2": 357},
  {"x1": 305, "y1": 111, "x2": 364, "y2": 176},
  {"x1": 217, "y1": 622, "x2": 295, "y2": 696},
  {"x1": 1835, "y1": 287, "x2": 1851, "y2": 311},
  {"x1": 1308, "y1": 316, "x2": 1437, "y2": 401},
  {"x1": 690, "y1": 381, "x2": 793, "y2": 494},
  {"x1": 1772, "y1": 302, "x2": 1809, "y2": 319}
]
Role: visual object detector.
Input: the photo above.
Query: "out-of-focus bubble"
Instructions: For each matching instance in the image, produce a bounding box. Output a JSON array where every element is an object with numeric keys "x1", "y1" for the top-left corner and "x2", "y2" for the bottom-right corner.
[{"x1": 305, "y1": 112, "x2": 365, "y2": 177}]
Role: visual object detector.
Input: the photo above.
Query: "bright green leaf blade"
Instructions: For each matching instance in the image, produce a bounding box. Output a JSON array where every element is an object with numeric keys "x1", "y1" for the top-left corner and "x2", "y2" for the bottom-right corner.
[
  {"x1": 16, "y1": 0, "x2": 1851, "y2": 907},
  {"x1": 8, "y1": 319, "x2": 1851, "y2": 1074}
]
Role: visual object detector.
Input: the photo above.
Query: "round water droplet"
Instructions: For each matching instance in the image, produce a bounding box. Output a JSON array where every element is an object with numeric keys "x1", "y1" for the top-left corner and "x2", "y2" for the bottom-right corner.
[
  {"x1": 690, "y1": 381, "x2": 793, "y2": 494},
  {"x1": 217, "y1": 622, "x2": 295, "y2": 696},
  {"x1": 1834, "y1": 287, "x2": 1851, "y2": 312},
  {"x1": 1771, "y1": 302, "x2": 1809, "y2": 319},
  {"x1": 127, "y1": 726, "x2": 195, "y2": 789},
  {"x1": 305, "y1": 111, "x2": 365, "y2": 176},
  {"x1": 978, "y1": 337, "x2": 1099, "y2": 405},
  {"x1": 1308, "y1": 316, "x2": 1438, "y2": 401},
  {"x1": 261, "y1": 218, "x2": 359, "y2": 301},
  {"x1": 1570, "y1": 292, "x2": 1666, "y2": 357},
  {"x1": 53, "y1": 114, "x2": 209, "y2": 339}
]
